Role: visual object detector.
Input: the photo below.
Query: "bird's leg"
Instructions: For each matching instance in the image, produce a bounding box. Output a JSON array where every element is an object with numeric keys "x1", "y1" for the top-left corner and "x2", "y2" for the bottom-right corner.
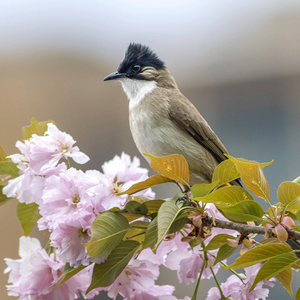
[
  {"x1": 175, "y1": 195, "x2": 191, "y2": 206},
  {"x1": 175, "y1": 190, "x2": 198, "y2": 208}
]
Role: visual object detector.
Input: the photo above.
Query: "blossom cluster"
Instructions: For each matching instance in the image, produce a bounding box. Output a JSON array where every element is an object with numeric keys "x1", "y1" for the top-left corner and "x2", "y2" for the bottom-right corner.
[
  {"x1": 3, "y1": 123, "x2": 274, "y2": 300},
  {"x1": 4, "y1": 124, "x2": 154, "y2": 268},
  {"x1": 4, "y1": 236, "x2": 98, "y2": 300},
  {"x1": 206, "y1": 264, "x2": 275, "y2": 300}
]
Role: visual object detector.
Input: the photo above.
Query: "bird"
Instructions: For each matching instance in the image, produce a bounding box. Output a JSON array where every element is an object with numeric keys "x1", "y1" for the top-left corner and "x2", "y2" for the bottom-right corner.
[{"x1": 103, "y1": 43, "x2": 239, "y2": 188}]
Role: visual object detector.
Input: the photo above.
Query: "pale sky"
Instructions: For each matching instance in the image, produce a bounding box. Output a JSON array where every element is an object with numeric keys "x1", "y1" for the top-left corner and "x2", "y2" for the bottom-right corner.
[{"x1": 1, "y1": 0, "x2": 300, "y2": 84}]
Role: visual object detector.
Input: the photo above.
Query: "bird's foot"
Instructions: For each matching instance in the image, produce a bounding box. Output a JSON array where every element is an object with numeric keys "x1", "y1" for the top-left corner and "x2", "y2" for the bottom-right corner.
[{"x1": 175, "y1": 196, "x2": 197, "y2": 208}]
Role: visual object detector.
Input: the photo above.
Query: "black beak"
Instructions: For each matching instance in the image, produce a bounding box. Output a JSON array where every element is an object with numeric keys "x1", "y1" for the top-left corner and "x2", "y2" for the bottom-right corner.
[{"x1": 103, "y1": 71, "x2": 127, "y2": 81}]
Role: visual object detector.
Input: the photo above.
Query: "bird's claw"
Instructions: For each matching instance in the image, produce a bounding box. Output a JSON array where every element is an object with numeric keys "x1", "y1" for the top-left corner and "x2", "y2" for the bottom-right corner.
[
  {"x1": 175, "y1": 195, "x2": 190, "y2": 204},
  {"x1": 175, "y1": 196, "x2": 197, "y2": 208}
]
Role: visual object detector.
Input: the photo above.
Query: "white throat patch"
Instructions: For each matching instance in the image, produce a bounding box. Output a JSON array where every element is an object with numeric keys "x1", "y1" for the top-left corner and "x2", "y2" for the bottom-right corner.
[{"x1": 119, "y1": 78, "x2": 157, "y2": 109}]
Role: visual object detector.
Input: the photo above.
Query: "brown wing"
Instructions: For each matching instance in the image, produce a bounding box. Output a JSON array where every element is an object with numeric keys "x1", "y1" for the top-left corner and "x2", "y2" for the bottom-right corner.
[
  {"x1": 168, "y1": 91, "x2": 242, "y2": 186},
  {"x1": 169, "y1": 101, "x2": 228, "y2": 164}
]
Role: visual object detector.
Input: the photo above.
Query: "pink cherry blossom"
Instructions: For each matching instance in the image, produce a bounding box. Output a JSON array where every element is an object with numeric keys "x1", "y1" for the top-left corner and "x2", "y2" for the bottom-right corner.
[
  {"x1": 126, "y1": 285, "x2": 176, "y2": 300},
  {"x1": 165, "y1": 248, "x2": 221, "y2": 285},
  {"x1": 29, "y1": 123, "x2": 89, "y2": 171},
  {"x1": 2, "y1": 174, "x2": 24, "y2": 199},
  {"x1": 7, "y1": 140, "x2": 32, "y2": 172},
  {"x1": 156, "y1": 232, "x2": 189, "y2": 260},
  {"x1": 4, "y1": 163, "x2": 67, "y2": 205},
  {"x1": 38, "y1": 167, "x2": 96, "y2": 231},
  {"x1": 50, "y1": 210, "x2": 93, "y2": 267},
  {"x1": 92, "y1": 154, "x2": 155, "y2": 211},
  {"x1": 5, "y1": 236, "x2": 99, "y2": 300},
  {"x1": 3, "y1": 122, "x2": 89, "y2": 204},
  {"x1": 106, "y1": 256, "x2": 161, "y2": 299},
  {"x1": 102, "y1": 152, "x2": 148, "y2": 183},
  {"x1": 206, "y1": 264, "x2": 274, "y2": 300},
  {"x1": 3, "y1": 138, "x2": 65, "y2": 203},
  {"x1": 90, "y1": 173, "x2": 129, "y2": 211}
]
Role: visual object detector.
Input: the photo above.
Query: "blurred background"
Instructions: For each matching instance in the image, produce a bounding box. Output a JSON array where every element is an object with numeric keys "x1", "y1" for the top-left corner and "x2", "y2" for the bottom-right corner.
[{"x1": 1, "y1": 0, "x2": 300, "y2": 299}]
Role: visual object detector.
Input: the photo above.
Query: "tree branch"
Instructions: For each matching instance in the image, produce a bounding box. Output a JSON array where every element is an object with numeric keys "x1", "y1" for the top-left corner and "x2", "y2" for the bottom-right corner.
[{"x1": 202, "y1": 216, "x2": 300, "y2": 241}]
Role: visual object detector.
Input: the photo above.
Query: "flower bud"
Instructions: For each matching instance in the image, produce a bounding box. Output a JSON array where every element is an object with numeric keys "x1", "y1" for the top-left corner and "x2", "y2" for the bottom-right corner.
[
  {"x1": 242, "y1": 238, "x2": 254, "y2": 249},
  {"x1": 226, "y1": 238, "x2": 239, "y2": 248},
  {"x1": 164, "y1": 233, "x2": 176, "y2": 241},
  {"x1": 281, "y1": 216, "x2": 295, "y2": 229},
  {"x1": 181, "y1": 236, "x2": 193, "y2": 243},
  {"x1": 205, "y1": 208, "x2": 216, "y2": 226},
  {"x1": 274, "y1": 224, "x2": 288, "y2": 242},
  {"x1": 192, "y1": 215, "x2": 202, "y2": 228},
  {"x1": 240, "y1": 245, "x2": 248, "y2": 256},
  {"x1": 264, "y1": 223, "x2": 273, "y2": 238}
]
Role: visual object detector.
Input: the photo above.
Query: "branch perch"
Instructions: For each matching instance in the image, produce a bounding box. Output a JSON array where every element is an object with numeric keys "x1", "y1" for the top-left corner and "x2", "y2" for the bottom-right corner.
[{"x1": 202, "y1": 216, "x2": 300, "y2": 241}]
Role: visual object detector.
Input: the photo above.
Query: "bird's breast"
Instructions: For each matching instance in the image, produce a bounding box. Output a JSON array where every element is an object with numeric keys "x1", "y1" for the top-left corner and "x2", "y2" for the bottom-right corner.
[
  {"x1": 129, "y1": 100, "x2": 169, "y2": 162},
  {"x1": 129, "y1": 97, "x2": 218, "y2": 184}
]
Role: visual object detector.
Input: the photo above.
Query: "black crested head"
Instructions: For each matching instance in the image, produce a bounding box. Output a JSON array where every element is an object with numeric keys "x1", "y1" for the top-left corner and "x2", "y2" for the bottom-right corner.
[{"x1": 117, "y1": 43, "x2": 164, "y2": 80}]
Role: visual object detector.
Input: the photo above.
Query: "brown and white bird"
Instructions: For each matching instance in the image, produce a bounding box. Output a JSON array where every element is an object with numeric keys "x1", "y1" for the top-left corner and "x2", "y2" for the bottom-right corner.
[{"x1": 104, "y1": 43, "x2": 238, "y2": 187}]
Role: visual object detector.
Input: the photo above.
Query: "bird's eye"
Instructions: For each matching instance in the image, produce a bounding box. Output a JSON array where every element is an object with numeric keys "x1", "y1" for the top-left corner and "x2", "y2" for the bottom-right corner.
[{"x1": 131, "y1": 65, "x2": 141, "y2": 72}]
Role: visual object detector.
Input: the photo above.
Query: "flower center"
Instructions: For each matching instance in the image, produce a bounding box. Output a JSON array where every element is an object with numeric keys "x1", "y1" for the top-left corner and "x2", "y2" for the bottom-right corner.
[
  {"x1": 112, "y1": 181, "x2": 124, "y2": 194},
  {"x1": 72, "y1": 194, "x2": 80, "y2": 204},
  {"x1": 78, "y1": 229, "x2": 90, "y2": 242}
]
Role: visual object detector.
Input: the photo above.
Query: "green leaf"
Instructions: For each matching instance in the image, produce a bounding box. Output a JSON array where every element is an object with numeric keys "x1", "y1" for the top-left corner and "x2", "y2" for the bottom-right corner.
[
  {"x1": 259, "y1": 237, "x2": 282, "y2": 245},
  {"x1": 292, "y1": 259, "x2": 300, "y2": 269},
  {"x1": 129, "y1": 220, "x2": 149, "y2": 229},
  {"x1": 0, "y1": 161, "x2": 20, "y2": 177},
  {"x1": 22, "y1": 117, "x2": 54, "y2": 140},
  {"x1": 189, "y1": 238, "x2": 202, "y2": 249},
  {"x1": 296, "y1": 287, "x2": 300, "y2": 300},
  {"x1": 118, "y1": 201, "x2": 148, "y2": 215},
  {"x1": 16, "y1": 202, "x2": 39, "y2": 236},
  {"x1": 226, "y1": 155, "x2": 272, "y2": 201},
  {"x1": 0, "y1": 145, "x2": 8, "y2": 161},
  {"x1": 192, "y1": 186, "x2": 253, "y2": 207},
  {"x1": 124, "y1": 226, "x2": 149, "y2": 243},
  {"x1": 142, "y1": 217, "x2": 158, "y2": 250},
  {"x1": 54, "y1": 263, "x2": 88, "y2": 287},
  {"x1": 274, "y1": 268, "x2": 293, "y2": 297},
  {"x1": 143, "y1": 200, "x2": 165, "y2": 214},
  {"x1": 168, "y1": 209, "x2": 189, "y2": 234},
  {"x1": 0, "y1": 186, "x2": 11, "y2": 206},
  {"x1": 117, "y1": 201, "x2": 149, "y2": 222},
  {"x1": 214, "y1": 243, "x2": 237, "y2": 265},
  {"x1": 119, "y1": 175, "x2": 174, "y2": 195},
  {"x1": 84, "y1": 212, "x2": 130, "y2": 257},
  {"x1": 154, "y1": 202, "x2": 188, "y2": 251},
  {"x1": 212, "y1": 159, "x2": 240, "y2": 187},
  {"x1": 221, "y1": 200, "x2": 264, "y2": 222},
  {"x1": 277, "y1": 181, "x2": 300, "y2": 213},
  {"x1": 224, "y1": 243, "x2": 292, "y2": 269},
  {"x1": 250, "y1": 252, "x2": 298, "y2": 293},
  {"x1": 86, "y1": 240, "x2": 140, "y2": 293},
  {"x1": 127, "y1": 220, "x2": 149, "y2": 242},
  {"x1": 293, "y1": 176, "x2": 300, "y2": 185},
  {"x1": 128, "y1": 195, "x2": 153, "y2": 203},
  {"x1": 204, "y1": 234, "x2": 237, "y2": 251},
  {"x1": 296, "y1": 211, "x2": 300, "y2": 223},
  {"x1": 190, "y1": 181, "x2": 219, "y2": 197},
  {"x1": 144, "y1": 153, "x2": 190, "y2": 186},
  {"x1": 294, "y1": 225, "x2": 300, "y2": 232}
]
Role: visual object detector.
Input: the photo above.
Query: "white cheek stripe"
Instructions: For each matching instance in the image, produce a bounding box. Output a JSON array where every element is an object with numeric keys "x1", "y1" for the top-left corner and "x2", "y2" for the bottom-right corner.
[{"x1": 119, "y1": 79, "x2": 157, "y2": 109}]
